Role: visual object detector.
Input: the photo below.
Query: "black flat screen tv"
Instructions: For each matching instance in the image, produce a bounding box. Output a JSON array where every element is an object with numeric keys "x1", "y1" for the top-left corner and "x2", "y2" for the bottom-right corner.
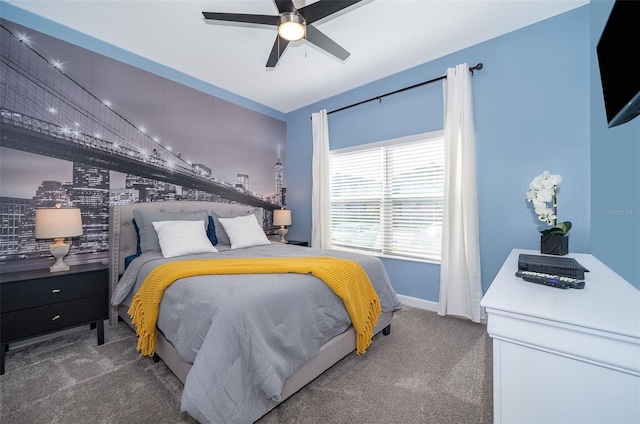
[{"x1": 596, "y1": 0, "x2": 640, "y2": 128}]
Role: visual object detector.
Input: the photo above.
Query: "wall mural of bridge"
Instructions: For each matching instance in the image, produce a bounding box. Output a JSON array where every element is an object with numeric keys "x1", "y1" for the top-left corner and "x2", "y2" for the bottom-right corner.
[{"x1": 0, "y1": 19, "x2": 287, "y2": 266}]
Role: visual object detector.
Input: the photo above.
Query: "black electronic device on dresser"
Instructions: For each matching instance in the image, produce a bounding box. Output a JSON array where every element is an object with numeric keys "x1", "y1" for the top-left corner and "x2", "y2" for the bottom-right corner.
[{"x1": 0, "y1": 262, "x2": 108, "y2": 374}]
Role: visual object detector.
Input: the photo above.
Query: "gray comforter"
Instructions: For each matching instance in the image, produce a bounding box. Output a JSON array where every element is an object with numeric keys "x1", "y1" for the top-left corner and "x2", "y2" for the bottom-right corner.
[{"x1": 112, "y1": 242, "x2": 401, "y2": 424}]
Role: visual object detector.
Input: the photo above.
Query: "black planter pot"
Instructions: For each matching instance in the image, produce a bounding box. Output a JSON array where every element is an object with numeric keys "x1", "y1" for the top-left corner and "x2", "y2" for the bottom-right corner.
[{"x1": 540, "y1": 234, "x2": 569, "y2": 256}]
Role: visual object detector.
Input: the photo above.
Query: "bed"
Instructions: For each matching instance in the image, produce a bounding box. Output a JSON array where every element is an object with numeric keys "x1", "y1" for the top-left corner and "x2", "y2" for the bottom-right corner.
[{"x1": 108, "y1": 201, "x2": 402, "y2": 423}]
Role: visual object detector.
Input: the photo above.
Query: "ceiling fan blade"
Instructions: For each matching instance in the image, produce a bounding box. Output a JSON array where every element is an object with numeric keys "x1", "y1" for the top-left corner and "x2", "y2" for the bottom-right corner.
[
  {"x1": 274, "y1": 0, "x2": 296, "y2": 14},
  {"x1": 202, "y1": 12, "x2": 278, "y2": 26},
  {"x1": 266, "y1": 36, "x2": 290, "y2": 68},
  {"x1": 305, "y1": 25, "x2": 350, "y2": 61},
  {"x1": 298, "y1": 0, "x2": 363, "y2": 24}
]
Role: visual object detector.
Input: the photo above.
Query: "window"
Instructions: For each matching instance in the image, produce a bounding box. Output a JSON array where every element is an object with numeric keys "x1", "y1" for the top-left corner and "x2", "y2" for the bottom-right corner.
[{"x1": 330, "y1": 131, "x2": 444, "y2": 262}]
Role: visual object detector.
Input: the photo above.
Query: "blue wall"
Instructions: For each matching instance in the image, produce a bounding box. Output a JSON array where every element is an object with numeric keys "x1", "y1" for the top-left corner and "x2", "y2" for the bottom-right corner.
[
  {"x1": 590, "y1": 0, "x2": 640, "y2": 287},
  {"x1": 285, "y1": 6, "x2": 592, "y2": 300}
]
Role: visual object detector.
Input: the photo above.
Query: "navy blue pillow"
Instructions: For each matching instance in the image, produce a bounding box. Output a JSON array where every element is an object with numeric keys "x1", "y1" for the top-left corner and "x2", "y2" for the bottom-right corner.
[
  {"x1": 124, "y1": 253, "x2": 139, "y2": 270},
  {"x1": 132, "y1": 218, "x2": 142, "y2": 255},
  {"x1": 123, "y1": 218, "x2": 142, "y2": 270},
  {"x1": 207, "y1": 215, "x2": 218, "y2": 246}
]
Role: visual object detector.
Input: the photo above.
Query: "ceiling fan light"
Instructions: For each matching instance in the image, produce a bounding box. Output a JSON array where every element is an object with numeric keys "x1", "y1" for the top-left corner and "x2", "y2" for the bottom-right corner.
[{"x1": 278, "y1": 13, "x2": 305, "y2": 41}]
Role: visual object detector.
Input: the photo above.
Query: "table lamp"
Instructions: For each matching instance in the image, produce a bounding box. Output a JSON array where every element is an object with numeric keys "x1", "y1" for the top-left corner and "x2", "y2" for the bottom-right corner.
[
  {"x1": 35, "y1": 204, "x2": 83, "y2": 272},
  {"x1": 273, "y1": 208, "x2": 292, "y2": 243}
]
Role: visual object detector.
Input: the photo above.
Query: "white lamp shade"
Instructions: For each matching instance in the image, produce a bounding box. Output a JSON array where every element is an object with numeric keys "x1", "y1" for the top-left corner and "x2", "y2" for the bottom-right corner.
[
  {"x1": 273, "y1": 209, "x2": 292, "y2": 226},
  {"x1": 35, "y1": 207, "x2": 83, "y2": 239}
]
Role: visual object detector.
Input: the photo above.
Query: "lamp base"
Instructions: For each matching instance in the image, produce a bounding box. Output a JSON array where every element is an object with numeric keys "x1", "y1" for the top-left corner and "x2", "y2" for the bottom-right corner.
[
  {"x1": 277, "y1": 226, "x2": 289, "y2": 243},
  {"x1": 50, "y1": 260, "x2": 70, "y2": 273},
  {"x1": 49, "y1": 238, "x2": 71, "y2": 273}
]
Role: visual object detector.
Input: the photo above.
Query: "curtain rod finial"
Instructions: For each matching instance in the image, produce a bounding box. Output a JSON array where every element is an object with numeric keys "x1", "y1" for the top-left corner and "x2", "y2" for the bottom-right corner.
[{"x1": 470, "y1": 63, "x2": 483, "y2": 75}]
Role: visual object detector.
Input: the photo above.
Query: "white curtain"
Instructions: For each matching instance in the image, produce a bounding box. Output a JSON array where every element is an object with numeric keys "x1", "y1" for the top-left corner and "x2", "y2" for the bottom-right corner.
[
  {"x1": 311, "y1": 109, "x2": 331, "y2": 249},
  {"x1": 437, "y1": 63, "x2": 485, "y2": 323}
]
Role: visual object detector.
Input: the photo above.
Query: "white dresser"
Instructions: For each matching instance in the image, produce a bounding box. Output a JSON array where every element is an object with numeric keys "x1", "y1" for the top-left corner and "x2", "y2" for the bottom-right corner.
[{"x1": 481, "y1": 249, "x2": 640, "y2": 424}]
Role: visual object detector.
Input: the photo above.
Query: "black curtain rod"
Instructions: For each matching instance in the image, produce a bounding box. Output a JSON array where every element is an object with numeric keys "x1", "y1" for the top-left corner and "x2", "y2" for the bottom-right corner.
[{"x1": 318, "y1": 62, "x2": 483, "y2": 117}]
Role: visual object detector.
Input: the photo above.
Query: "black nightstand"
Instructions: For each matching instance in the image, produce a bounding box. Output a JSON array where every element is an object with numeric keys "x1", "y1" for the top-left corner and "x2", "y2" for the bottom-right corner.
[
  {"x1": 287, "y1": 240, "x2": 309, "y2": 247},
  {"x1": 0, "y1": 262, "x2": 108, "y2": 374}
]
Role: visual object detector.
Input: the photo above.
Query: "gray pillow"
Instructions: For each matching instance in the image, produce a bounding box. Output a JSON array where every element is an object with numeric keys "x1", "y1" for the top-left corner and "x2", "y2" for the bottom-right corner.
[{"x1": 133, "y1": 209, "x2": 209, "y2": 253}]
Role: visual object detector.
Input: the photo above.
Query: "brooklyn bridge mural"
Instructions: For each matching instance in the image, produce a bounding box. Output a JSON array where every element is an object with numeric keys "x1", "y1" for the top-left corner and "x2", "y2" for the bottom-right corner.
[{"x1": 0, "y1": 19, "x2": 286, "y2": 267}]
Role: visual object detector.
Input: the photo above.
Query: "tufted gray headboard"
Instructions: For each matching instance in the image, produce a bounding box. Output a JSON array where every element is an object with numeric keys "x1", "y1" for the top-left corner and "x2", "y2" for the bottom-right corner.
[{"x1": 108, "y1": 201, "x2": 264, "y2": 323}]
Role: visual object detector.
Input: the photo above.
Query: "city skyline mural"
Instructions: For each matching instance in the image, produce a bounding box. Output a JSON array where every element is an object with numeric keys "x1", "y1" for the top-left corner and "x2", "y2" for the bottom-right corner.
[{"x1": 0, "y1": 20, "x2": 286, "y2": 265}]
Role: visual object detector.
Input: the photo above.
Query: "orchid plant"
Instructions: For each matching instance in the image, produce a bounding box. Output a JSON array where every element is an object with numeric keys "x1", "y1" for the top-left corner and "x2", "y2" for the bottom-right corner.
[{"x1": 526, "y1": 171, "x2": 572, "y2": 236}]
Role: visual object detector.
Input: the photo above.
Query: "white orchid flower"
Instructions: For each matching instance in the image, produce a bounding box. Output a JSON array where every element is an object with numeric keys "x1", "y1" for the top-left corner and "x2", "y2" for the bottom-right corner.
[
  {"x1": 533, "y1": 200, "x2": 545, "y2": 210},
  {"x1": 536, "y1": 188, "x2": 553, "y2": 202},
  {"x1": 526, "y1": 171, "x2": 568, "y2": 231},
  {"x1": 548, "y1": 174, "x2": 562, "y2": 186},
  {"x1": 526, "y1": 190, "x2": 536, "y2": 202},
  {"x1": 530, "y1": 176, "x2": 544, "y2": 190}
]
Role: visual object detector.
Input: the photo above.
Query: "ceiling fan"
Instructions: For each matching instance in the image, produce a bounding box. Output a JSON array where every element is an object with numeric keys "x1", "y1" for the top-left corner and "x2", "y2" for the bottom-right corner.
[{"x1": 202, "y1": 0, "x2": 363, "y2": 68}]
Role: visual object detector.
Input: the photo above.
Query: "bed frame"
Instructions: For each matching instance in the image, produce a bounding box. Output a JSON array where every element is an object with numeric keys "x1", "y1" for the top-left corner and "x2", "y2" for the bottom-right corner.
[{"x1": 108, "y1": 201, "x2": 392, "y2": 414}]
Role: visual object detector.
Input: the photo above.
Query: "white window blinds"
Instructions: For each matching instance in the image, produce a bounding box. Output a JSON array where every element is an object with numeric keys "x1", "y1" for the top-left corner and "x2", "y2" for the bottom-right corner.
[{"x1": 330, "y1": 132, "x2": 444, "y2": 262}]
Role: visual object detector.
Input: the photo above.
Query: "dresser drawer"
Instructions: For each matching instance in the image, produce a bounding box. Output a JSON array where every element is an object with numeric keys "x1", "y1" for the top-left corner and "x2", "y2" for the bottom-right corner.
[
  {"x1": 1, "y1": 270, "x2": 107, "y2": 313},
  {"x1": 0, "y1": 295, "x2": 107, "y2": 343}
]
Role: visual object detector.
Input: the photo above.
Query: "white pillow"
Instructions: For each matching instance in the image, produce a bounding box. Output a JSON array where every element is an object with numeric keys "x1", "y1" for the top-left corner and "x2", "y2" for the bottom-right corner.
[
  {"x1": 217, "y1": 214, "x2": 271, "y2": 249},
  {"x1": 152, "y1": 220, "x2": 218, "y2": 258}
]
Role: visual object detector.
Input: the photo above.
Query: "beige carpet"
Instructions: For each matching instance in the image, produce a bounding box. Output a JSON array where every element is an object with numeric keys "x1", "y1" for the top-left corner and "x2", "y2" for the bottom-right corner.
[{"x1": 0, "y1": 306, "x2": 493, "y2": 423}]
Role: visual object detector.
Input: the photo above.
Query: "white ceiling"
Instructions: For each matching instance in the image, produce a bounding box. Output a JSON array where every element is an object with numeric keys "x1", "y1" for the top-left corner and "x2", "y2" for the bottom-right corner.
[{"x1": 5, "y1": 0, "x2": 589, "y2": 114}]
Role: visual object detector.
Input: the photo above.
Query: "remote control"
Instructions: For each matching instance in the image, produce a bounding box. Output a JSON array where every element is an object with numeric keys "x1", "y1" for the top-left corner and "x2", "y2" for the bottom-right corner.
[{"x1": 515, "y1": 270, "x2": 585, "y2": 289}]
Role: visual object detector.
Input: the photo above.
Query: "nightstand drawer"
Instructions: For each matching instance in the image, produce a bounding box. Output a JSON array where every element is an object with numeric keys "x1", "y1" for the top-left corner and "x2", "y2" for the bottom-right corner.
[
  {"x1": 1, "y1": 270, "x2": 106, "y2": 313},
  {"x1": 0, "y1": 295, "x2": 107, "y2": 343}
]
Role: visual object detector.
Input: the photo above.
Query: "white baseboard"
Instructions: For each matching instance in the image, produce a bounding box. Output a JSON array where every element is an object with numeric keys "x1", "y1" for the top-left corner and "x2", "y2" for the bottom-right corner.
[
  {"x1": 396, "y1": 294, "x2": 438, "y2": 312},
  {"x1": 396, "y1": 294, "x2": 487, "y2": 324}
]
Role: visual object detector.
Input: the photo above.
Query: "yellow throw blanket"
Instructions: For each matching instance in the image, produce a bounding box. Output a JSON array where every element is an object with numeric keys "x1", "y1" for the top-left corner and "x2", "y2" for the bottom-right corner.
[{"x1": 128, "y1": 257, "x2": 381, "y2": 357}]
